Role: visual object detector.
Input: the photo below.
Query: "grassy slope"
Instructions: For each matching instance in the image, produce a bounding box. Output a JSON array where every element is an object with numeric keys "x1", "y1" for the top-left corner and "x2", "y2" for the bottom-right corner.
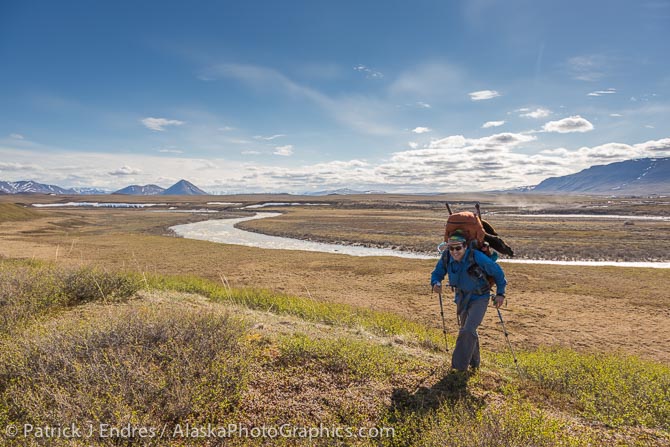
[
  {"x1": 0, "y1": 260, "x2": 668, "y2": 446},
  {"x1": 0, "y1": 203, "x2": 42, "y2": 222}
]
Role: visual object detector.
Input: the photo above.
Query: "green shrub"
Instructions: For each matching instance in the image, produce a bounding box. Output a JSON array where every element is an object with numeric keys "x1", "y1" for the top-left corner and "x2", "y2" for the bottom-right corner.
[
  {"x1": 0, "y1": 305, "x2": 250, "y2": 441},
  {"x1": 60, "y1": 267, "x2": 142, "y2": 305},
  {"x1": 0, "y1": 260, "x2": 67, "y2": 333},
  {"x1": 0, "y1": 260, "x2": 143, "y2": 334},
  {"x1": 383, "y1": 398, "x2": 593, "y2": 447},
  {"x1": 519, "y1": 348, "x2": 670, "y2": 429}
]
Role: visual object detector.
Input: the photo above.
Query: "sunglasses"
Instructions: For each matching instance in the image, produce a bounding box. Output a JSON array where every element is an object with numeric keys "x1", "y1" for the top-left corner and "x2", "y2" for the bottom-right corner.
[{"x1": 448, "y1": 245, "x2": 464, "y2": 252}]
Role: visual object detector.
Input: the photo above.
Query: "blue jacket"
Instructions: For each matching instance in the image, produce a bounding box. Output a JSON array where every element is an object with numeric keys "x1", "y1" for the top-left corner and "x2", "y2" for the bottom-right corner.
[{"x1": 431, "y1": 246, "x2": 507, "y2": 302}]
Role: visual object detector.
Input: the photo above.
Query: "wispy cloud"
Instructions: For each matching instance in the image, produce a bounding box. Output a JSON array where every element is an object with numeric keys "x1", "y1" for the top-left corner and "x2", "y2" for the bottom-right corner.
[
  {"x1": 519, "y1": 108, "x2": 551, "y2": 119},
  {"x1": 204, "y1": 63, "x2": 395, "y2": 136},
  {"x1": 412, "y1": 127, "x2": 431, "y2": 134},
  {"x1": 588, "y1": 88, "x2": 617, "y2": 97},
  {"x1": 389, "y1": 62, "x2": 466, "y2": 100},
  {"x1": 141, "y1": 117, "x2": 185, "y2": 131},
  {"x1": 9, "y1": 133, "x2": 24, "y2": 140},
  {"x1": 610, "y1": 113, "x2": 623, "y2": 117},
  {"x1": 482, "y1": 120, "x2": 505, "y2": 128},
  {"x1": 353, "y1": 65, "x2": 384, "y2": 79},
  {"x1": 158, "y1": 148, "x2": 184, "y2": 154},
  {"x1": 542, "y1": 115, "x2": 594, "y2": 133},
  {"x1": 274, "y1": 145, "x2": 294, "y2": 156},
  {"x1": 109, "y1": 166, "x2": 142, "y2": 176},
  {"x1": 254, "y1": 134, "x2": 286, "y2": 141},
  {"x1": 566, "y1": 55, "x2": 609, "y2": 81},
  {"x1": 469, "y1": 90, "x2": 501, "y2": 101},
  {"x1": 416, "y1": 102, "x2": 431, "y2": 108}
]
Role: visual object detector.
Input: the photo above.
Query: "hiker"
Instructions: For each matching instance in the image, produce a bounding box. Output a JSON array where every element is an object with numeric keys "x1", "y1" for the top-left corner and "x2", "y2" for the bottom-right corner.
[{"x1": 430, "y1": 230, "x2": 507, "y2": 372}]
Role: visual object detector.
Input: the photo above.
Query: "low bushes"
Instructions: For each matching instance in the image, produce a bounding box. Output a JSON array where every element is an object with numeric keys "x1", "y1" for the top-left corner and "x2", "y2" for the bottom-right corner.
[
  {"x1": 518, "y1": 348, "x2": 670, "y2": 429},
  {"x1": 0, "y1": 260, "x2": 141, "y2": 334},
  {"x1": 0, "y1": 305, "x2": 250, "y2": 445}
]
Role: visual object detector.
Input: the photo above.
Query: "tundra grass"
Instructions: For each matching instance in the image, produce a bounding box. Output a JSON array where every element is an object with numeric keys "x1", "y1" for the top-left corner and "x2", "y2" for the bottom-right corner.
[
  {"x1": 0, "y1": 259, "x2": 669, "y2": 445},
  {"x1": 512, "y1": 348, "x2": 670, "y2": 429},
  {"x1": 145, "y1": 273, "x2": 447, "y2": 350}
]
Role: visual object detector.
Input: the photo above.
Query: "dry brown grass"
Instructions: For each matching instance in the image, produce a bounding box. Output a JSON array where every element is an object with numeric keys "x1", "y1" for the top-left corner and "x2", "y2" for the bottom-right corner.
[{"x1": 0, "y1": 195, "x2": 668, "y2": 365}]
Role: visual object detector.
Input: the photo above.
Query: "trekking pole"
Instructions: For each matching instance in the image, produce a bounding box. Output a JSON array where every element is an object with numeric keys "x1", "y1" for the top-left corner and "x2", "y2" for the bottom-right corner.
[
  {"x1": 445, "y1": 202, "x2": 453, "y2": 215},
  {"x1": 437, "y1": 292, "x2": 450, "y2": 353},
  {"x1": 495, "y1": 307, "x2": 521, "y2": 375}
]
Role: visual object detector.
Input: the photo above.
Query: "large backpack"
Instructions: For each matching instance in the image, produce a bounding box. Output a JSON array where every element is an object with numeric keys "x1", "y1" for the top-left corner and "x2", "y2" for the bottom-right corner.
[
  {"x1": 444, "y1": 205, "x2": 514, "y2": 257},
  {"x1": 444, "y1": 211, "x2": 486, "y2": 248}
]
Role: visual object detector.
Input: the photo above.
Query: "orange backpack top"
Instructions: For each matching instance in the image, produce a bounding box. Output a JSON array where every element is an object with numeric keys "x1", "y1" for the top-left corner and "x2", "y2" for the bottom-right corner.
[{"x1": 444, "y1": 211, "x2": 486, "y2": 248}]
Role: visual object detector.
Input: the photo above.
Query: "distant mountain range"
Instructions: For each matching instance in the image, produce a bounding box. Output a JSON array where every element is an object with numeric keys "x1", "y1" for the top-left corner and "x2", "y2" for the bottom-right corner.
[
  {"x1": 0, "y1": 181, "x2": 109, "y2": 195},
  {"x1": 1, "y1": 158, "x2": 668, "y2": 196},
  {"x1": 113, "y1": 180, "x2": 208, "y2": 195},
  {"x1": 528, "y1": 157, "x2": 669, "y2": 195},
  {"x1": 0, "y1": 179, "x2": 208, "y2": 196}
]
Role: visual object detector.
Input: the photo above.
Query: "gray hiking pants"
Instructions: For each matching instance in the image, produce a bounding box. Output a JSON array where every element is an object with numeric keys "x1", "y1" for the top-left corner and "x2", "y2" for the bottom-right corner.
[{"x1": 451, "y1": 297, "x2": 489, "y2": 371}]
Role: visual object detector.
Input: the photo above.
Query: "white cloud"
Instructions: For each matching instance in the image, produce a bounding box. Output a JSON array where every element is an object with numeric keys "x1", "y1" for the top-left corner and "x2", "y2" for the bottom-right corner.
[
  {"x1": 254, "y1": 134, "x2": 286, "y2": 141},
  {"x1": 9, "y1": 133, "x2": 24, "y2": 140},
  {"x1": 636, "y1": 138, "x2": 670, "y2": 154},
  {"x1": 0, "y1": 161, "x2": 36, "y2": 171},
  {"x1": 588, "y1": 88, "x2": 617, "y2": 97},
  {"x1": 109, "y1": 166, "x2": 142, "y2": 176},
  {"x1": 416, "y1": 102, "x2": 432, "y2": 108},
  {"x1": 2, "y1": 116, "x2": 667, "y2": 193},
  {"x1": 520, "y1": 108, "x2": 551, "y2": 119},
  {"x1": 469, "y1": 90, "x2": 501, "y2": 101},
  {"x1": 610, "y1": 113, "x2": 623, "y2": 117},
  {"x1": 158, "y1": 149, "x2": 184, "y2": 154},
  {"x1": 412, "y1": 127, "x2": 431, "y2": 134},
  {"x1": 274, "y1": 145, "x2": 294, "y2": 156},
  {"x1": 218, "y1": 126, "x2": 235, "y2": 132},
  {"x1": 353, "y1": 65, "x2": 384, "y2": 79},
  {"x1": 645, "y1": 125, "x2": 656, "y2": 129},
  {"x1": 542, "y1": 115, "x2": 594, "y2": 133},
  {"x1": 141, "y1": 117, "x2": 185, "y2": 131},
  {"x1": 482, "y1": 120, "x2": 505, "y2": 128}
]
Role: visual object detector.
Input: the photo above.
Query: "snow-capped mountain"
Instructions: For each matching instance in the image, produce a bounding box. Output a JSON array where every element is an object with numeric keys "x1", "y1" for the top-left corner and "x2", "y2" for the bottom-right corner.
[
  {"x1": 0, "y1": 180, "x2": 75, "y2": 195},
  {"x1": 530, "y1": 157, "x2": 669, "y2": 195}
]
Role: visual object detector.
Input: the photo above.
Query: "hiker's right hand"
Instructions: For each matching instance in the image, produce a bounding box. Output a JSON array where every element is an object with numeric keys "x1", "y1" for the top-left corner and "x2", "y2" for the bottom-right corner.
[{"x1": 432, "y1": 284, "x2": 442, "y2": 294}]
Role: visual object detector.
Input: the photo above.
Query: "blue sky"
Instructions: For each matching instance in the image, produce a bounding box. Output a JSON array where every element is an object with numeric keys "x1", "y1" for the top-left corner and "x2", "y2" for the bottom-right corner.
[{"x1": 1, "y1": 0, "x2": 669, "y2": 193}]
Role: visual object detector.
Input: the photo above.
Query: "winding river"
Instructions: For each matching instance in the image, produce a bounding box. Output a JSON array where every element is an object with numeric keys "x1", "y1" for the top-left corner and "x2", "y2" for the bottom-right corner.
[{"x1": 170, "y1": 212, "x2": 670, "y2": 268}]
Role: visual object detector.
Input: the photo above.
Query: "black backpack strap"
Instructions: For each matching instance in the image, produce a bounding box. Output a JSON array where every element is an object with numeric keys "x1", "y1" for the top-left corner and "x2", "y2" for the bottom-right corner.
[{"x1": 466, "y1": 241, "x2": 491, "y2": 295}]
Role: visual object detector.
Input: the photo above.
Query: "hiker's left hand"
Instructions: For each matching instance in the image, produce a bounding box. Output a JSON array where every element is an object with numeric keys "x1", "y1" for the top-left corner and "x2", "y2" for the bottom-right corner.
[{"x1": 493, "y1": 294, "x2": 505, "y2": 308}]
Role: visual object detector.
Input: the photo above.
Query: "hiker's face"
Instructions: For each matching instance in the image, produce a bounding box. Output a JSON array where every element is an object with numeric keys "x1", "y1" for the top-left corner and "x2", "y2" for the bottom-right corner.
[{"x1": 449, "y1": 243, "x2": 466, "y2": 261}]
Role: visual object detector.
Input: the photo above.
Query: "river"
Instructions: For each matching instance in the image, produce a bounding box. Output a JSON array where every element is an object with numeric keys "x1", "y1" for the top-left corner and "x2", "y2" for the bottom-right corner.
[{"x1": 170, "y1": 212, "x2": 670, "y2": 268}]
